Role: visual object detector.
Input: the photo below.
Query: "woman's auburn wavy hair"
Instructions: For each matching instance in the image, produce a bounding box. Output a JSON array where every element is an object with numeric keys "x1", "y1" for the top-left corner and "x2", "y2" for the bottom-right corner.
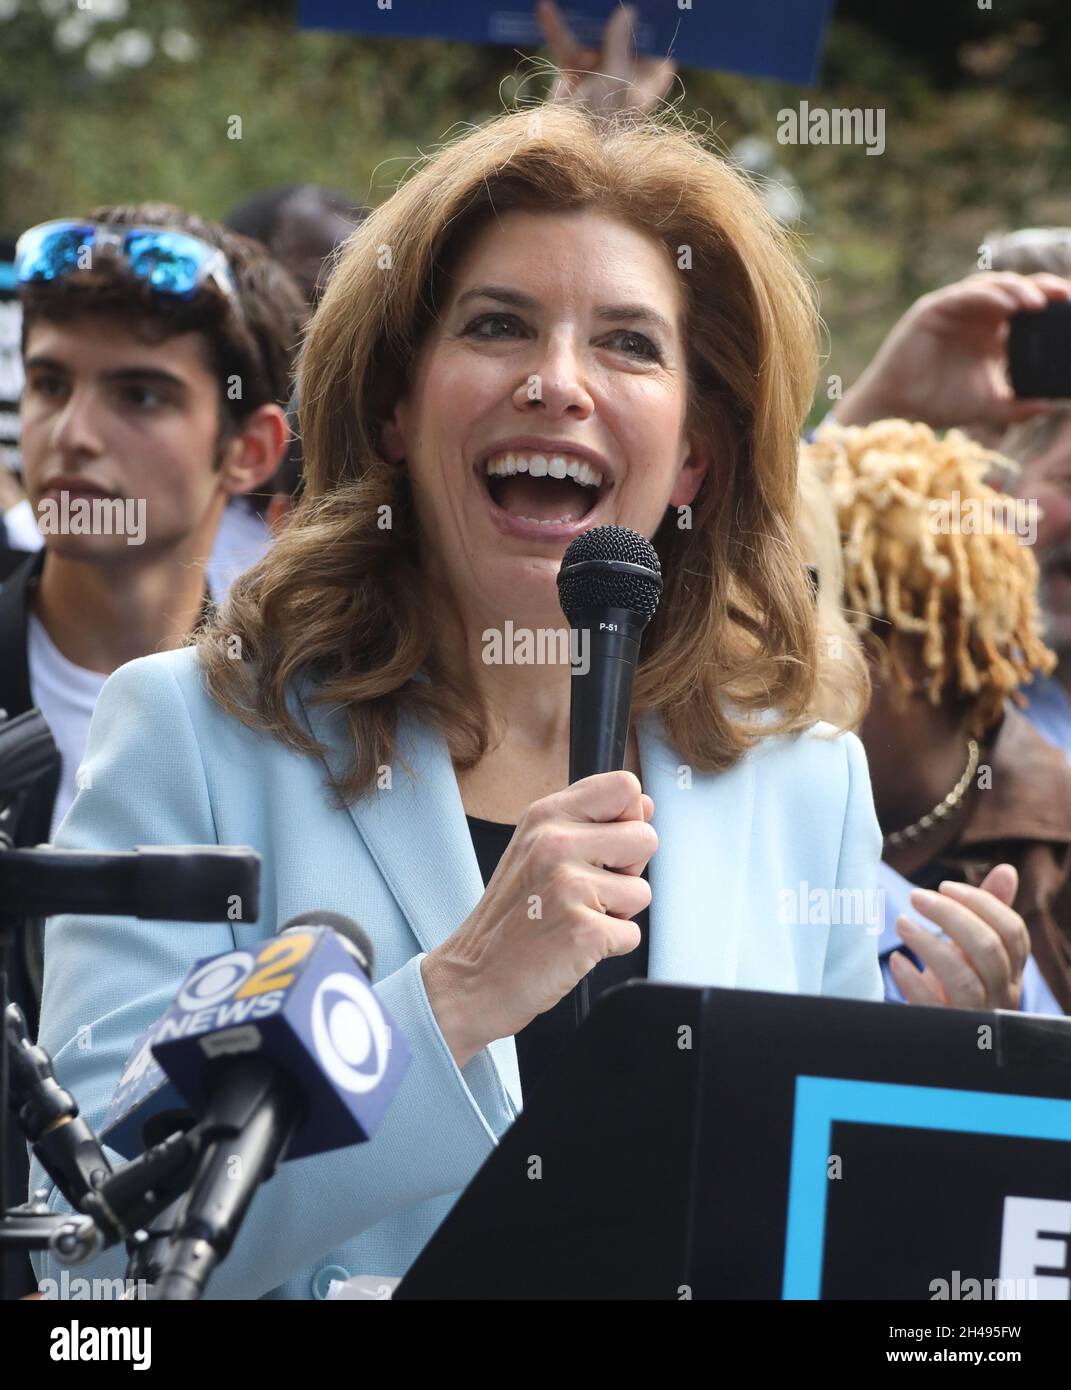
[{"x1": 197, "y1": 104, "x2": 837, "y2": 807}]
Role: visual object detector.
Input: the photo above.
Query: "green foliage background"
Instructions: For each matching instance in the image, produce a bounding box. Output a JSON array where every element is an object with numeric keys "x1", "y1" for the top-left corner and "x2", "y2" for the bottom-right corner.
[{"x1": 2, "y1": 0, "x2": 1070, "y2": 411}]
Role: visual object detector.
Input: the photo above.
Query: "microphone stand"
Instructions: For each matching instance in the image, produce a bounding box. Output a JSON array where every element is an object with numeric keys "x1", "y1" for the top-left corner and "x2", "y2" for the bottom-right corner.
[
  {"x1": 1, "y1": 1082, "x2": 205, "y2": 1269},
  {"x1": 0, "y1": 822, "x2": 260, "y2": 1299},
  {"x1": 150, "y1": 1057, "x2": 300, "y2": 1300}
]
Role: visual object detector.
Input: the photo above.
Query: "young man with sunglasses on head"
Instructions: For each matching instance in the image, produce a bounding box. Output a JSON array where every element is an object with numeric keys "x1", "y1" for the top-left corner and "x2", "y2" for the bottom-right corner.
[
  {"x1": 0, "y1": 205, "x2": 304, "y2": 1296},
  {"x1": 2, "y1": 204, "x2": 305, "y2": 833}
]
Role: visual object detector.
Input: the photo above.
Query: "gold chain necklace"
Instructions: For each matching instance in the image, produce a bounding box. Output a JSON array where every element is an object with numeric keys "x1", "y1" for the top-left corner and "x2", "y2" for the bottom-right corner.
[{"x1": 883, "y1": 739, "x2": 980, "y2": 849}]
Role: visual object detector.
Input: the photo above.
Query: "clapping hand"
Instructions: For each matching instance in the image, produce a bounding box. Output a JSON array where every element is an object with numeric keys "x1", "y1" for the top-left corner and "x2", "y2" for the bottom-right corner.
[{"x1": 889, "y1": 864, "x2": 1030, "y2": 1010}]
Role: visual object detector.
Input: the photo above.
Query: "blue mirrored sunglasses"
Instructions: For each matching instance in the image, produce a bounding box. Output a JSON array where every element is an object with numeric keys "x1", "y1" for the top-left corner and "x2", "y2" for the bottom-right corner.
[{"x1": 14, "y1": 219, "x2": 241, "y2": 306}]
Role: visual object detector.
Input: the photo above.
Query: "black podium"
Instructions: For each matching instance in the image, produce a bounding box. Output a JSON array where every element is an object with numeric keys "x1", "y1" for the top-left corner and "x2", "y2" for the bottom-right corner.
[{"x1": 394, "y1": 983, "x2": 1071, "y2": 1299}]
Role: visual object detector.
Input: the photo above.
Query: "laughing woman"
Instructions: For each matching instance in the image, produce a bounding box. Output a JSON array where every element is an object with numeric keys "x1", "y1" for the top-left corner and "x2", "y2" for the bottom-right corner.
[{"x1": 35, "y1": 106, "x2": 881, "y2": 1300}]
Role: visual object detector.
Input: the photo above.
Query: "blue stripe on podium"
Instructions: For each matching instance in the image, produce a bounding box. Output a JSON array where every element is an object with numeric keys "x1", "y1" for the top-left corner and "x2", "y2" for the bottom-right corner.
[{"x1": 782, "y1": 1075, "x2": 1071, "y2": 1300}]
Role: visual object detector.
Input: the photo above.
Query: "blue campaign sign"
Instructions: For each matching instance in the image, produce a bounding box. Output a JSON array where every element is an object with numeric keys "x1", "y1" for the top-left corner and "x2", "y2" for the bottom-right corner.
[{"x1": 298, "y1": 1, "x2": 833, "y2": 85}]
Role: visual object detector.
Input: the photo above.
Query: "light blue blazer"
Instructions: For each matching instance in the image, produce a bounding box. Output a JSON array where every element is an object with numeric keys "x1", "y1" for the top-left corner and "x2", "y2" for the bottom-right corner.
[{"x1": 30, "y1": 646, "x2": 882, "y2": 1299}]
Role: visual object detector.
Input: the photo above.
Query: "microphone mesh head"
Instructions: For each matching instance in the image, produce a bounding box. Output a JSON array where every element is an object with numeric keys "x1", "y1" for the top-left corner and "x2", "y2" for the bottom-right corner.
[
  {"x1": 281, "y1": 910, "x2": 375, "y2": 977},
  {"x1": 557, "y1": 525, "x2": 663, "y2": 623}
]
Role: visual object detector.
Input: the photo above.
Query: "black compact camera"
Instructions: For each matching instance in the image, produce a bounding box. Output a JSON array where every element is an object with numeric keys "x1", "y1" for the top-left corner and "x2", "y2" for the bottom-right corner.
[{"x1": 1008, "y1": 300, "x2": 1071, "y2": 398}]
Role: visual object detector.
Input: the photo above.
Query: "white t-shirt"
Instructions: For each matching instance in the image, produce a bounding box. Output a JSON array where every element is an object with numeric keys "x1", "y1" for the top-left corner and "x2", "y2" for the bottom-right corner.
[
  {"x1": 26, "y1": 612, "x2": 108, "y2": 839},
  {"x1": 11, "y1": 495, "x2": 270, "y2": 836},
  {"x1": 4, "y1": 495, "x2": 44, "y2": 552}
]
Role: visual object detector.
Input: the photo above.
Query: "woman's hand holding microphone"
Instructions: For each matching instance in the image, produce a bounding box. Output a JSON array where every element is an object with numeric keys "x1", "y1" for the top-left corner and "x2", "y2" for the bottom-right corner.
[{"x1": 421, "y1": 770, "x2": 657, "y2": 1070}]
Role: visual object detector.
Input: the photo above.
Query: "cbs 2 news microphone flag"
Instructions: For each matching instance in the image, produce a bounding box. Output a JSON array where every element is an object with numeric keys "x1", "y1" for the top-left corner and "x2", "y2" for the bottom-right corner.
[{"x1": 103, "y1": 927, "x2": 410, "y2": 1160}]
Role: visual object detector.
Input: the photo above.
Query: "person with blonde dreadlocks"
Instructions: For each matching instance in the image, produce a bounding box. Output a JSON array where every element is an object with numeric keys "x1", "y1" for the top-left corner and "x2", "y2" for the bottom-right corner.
[{"x1": 804, "y1": 419, "x2": 1071, "y2": 1013}]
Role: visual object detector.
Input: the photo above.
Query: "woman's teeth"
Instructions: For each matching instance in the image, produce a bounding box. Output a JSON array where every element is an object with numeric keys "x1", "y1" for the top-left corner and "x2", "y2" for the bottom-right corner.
[
  {"x1": 485, "y1": 452, "x2": 603, "y2": 489},
  {"x1": 482, "y1": 450, "x2": 605, "y2": 525}
]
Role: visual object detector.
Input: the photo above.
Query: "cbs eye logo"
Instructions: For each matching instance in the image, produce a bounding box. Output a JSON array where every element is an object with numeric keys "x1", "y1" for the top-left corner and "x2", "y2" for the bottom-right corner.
[
  {"x1": 311, "y1": 973, "x2": 391, "y2": 1094},
  {"x1": 178, "y1": 933, "x2": 315, "y2": 1011}
]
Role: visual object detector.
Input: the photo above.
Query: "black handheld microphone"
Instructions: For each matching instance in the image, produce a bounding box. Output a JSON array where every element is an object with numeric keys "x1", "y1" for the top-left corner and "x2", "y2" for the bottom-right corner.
[
  {"x1": 556, "y1": 526, "x2": 663, "y2": 1024},
  {"x1": 557, "y1": 524, "x2": 663, "y2": 780}
]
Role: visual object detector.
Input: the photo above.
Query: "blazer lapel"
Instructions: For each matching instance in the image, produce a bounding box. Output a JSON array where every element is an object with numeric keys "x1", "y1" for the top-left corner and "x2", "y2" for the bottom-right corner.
[{"x1": 295, "y1": 687, "x2": 522, "y2": 1109}]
